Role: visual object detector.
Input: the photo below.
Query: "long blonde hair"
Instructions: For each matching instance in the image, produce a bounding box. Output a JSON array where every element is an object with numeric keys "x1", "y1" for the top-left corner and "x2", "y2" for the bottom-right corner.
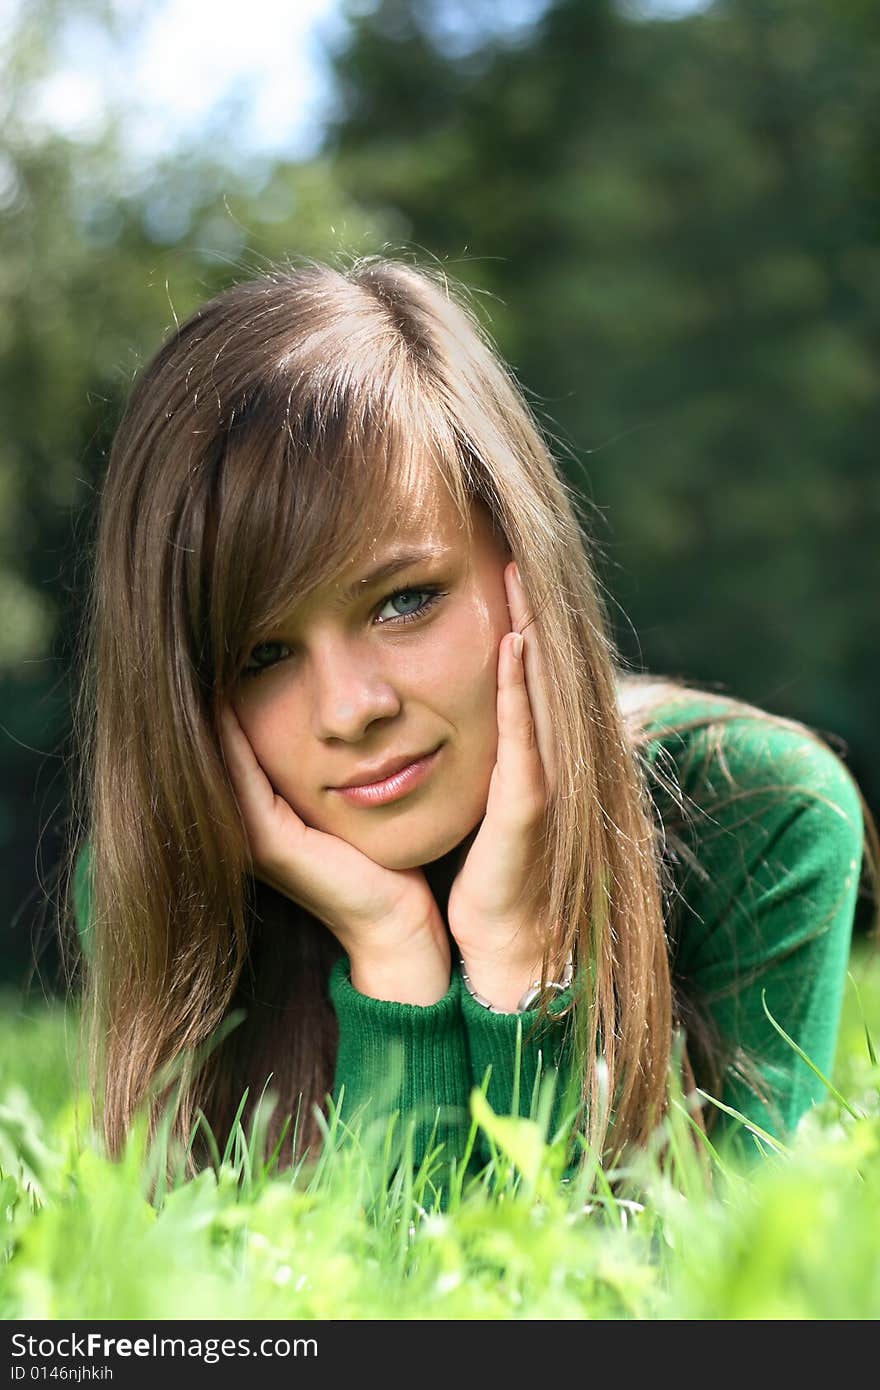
[{"x1": 66, "y1": 254, "x2": 879, "y2": 1176}]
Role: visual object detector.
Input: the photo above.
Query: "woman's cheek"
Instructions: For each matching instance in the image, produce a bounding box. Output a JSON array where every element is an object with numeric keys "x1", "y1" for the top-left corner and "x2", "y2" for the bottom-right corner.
[
  {"x1": 449, "y1": 636, "x2": 501, "y2": 781},
  {"x1": 241, "y1": 700, "x2": 316, "y2": 819}
]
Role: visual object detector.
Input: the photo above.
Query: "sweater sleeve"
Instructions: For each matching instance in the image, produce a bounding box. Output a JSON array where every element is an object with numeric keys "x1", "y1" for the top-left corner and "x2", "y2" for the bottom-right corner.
[
  {"x1": 328, "y1": 956, "x2": 473, "y2": 1170},
  {"x1": 458, "y1": 976, "x2": 575, "y2": 1128},
  {"x1": 461, "y1": 705, "x2": 864, "y2": 1165},
  {"x1": 663, "y1": 712, "x2": 864, "y2": 1147}
]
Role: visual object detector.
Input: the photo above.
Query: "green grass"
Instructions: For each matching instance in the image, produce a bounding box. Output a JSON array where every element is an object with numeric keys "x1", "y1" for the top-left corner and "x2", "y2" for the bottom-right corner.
[{"x1": 0, "y1": 943, "x2": 878, "y2": 1320}]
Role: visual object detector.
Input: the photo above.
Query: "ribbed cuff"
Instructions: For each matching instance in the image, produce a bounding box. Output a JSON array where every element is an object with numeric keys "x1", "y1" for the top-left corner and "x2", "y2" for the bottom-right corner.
[
  {"x1": 459, "y1": 974, "x2": 574, "y2": 1125},
  {"x1": 329, "y1": 956, "x2": 472, "y2": 1165}
]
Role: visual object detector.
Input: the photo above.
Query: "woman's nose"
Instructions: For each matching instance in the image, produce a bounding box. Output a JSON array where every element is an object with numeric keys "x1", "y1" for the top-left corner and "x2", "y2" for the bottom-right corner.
[{"x1": 308, "y1": 642, "x2": 402, "y2": 741}]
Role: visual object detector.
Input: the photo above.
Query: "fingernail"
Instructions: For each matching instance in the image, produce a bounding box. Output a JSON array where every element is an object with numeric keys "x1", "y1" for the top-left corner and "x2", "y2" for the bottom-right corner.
[{"x1": 512, "y1": 632, "x2": 524, "y2": 660}]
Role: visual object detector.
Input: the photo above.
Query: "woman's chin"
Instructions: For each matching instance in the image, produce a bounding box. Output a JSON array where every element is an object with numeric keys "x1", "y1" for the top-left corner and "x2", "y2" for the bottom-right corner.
[
  {"x1": 359, "y1": 841, "x2": 451, "y2": 873},
  {"x1": 353, "y1": 821, "x2": 478, "y2": 873}
]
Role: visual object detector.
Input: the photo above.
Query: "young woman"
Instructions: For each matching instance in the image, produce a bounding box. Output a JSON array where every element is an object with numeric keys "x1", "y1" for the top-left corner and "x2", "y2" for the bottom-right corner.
[{"x1": 68, "y1": 255, "x2": 877, "y2": 1180}]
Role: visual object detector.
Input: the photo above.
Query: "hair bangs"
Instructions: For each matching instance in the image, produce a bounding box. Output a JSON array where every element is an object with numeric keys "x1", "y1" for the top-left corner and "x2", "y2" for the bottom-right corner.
[{"x1": 209, "y1": 356, "x2": 474, "y2": 689}]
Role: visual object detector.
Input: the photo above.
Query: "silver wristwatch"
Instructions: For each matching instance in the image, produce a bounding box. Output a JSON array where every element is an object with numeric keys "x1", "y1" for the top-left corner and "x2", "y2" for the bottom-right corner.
[{"x1": 459, "y1": 956, "x2": 574, "y2": 1014}]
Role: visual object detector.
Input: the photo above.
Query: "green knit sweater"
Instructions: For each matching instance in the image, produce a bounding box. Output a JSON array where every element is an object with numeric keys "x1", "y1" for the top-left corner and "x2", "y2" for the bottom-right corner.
[
  {"x1": 74, "y1": 695, "x2": 865, "y2": 1166},
  {"x1": 326, "y1": 695, "x2": 864, "y2": 1164}
]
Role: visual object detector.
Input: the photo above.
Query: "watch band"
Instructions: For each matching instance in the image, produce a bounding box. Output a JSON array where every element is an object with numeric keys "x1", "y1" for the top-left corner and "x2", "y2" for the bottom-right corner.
[{"x1": 459, "y1": 956, "x2": 574, "y2": 1015}]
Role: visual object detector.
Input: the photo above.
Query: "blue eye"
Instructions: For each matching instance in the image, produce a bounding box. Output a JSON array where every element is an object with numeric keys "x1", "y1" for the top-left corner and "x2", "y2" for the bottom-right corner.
[
  {"x1": 240, "y1": 586, "x2": 446, "y2": 681},
  {"x1": 375, "y1": 587, "x2": 444, "y2": 624},
  {"x1": 241, "y1": 640, "x2": 291, "y2": 680}
]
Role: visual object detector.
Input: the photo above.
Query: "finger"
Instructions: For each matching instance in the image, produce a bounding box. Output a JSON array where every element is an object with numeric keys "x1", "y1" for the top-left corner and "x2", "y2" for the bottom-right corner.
[
  {"x1": 493, "y1": 629, "x2": 546, "y2": 822},
  {"x1": 504, "y1": 562, "x2": 558, "y2": 793},
  {"x1": 218, "y1": 704, "x2": 307, "y2": 863},
  {"x1": 503, "y1": 558, "x2": 529, "y2": 636},
  {"x1": 219, "y1": 704, "x2": 270, "y2": 809}
]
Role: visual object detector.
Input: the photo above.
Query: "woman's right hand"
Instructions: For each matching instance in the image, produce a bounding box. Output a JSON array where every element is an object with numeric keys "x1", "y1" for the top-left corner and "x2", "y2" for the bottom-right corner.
[{"x1": 218, "y1": 704, "x2": 450, "y2": 1005}]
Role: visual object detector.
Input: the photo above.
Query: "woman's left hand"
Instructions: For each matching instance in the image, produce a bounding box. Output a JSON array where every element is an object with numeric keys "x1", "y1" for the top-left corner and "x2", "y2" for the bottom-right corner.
[{"x1": 447, "y1": 561, "x2": 557, "y2": 1011}]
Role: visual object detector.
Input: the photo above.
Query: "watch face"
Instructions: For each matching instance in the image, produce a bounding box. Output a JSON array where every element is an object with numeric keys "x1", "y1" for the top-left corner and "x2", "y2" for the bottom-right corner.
[
  {"x1": 517, "y1": 963, "x2": 574, "y2": 1014},
  {"x1": 516, "y1": 984, "x2": 544, "y2": 1013}
]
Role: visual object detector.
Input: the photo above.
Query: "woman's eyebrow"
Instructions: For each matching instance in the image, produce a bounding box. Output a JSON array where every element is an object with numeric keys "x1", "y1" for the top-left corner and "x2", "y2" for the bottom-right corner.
[{"x1": 339, "y1": 545, "x2": 450, "y2": 603}]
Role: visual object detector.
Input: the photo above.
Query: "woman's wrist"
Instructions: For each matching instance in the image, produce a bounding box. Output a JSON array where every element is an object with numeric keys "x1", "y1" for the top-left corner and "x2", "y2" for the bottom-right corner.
[
  {"x1": 456, "y1": 931, "x2": 545, "y2": 1014},
  {"x1": 460, "y1": 951, "x2": 574, "y2": 1014},
  {"x1": 348, "y1": 931, "x2": 452, "y2": 1006}
]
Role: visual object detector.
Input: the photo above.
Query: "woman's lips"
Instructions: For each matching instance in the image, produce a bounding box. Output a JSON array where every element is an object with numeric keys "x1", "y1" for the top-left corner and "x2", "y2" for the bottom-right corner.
[{"x1": 331, "y1": 747, "x2": 442, "y2": 807}]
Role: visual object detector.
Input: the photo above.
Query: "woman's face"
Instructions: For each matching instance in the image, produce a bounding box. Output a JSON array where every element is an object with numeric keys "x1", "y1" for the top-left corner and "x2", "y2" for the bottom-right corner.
[{"x1": 230, "y1": 476, "x2": 513, "y2": 870}]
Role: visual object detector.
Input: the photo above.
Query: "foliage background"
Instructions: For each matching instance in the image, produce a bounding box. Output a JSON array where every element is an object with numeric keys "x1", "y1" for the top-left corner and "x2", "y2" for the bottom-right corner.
[{"x1": 2, "y1": 0, "x2": 878, "y2": 987}]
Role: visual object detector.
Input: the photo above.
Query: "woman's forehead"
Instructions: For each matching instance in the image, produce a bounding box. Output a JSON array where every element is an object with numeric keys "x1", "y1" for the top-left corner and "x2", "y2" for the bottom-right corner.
[
  {"x1": 374, "y1": 468, "x2": 469, "y2": 544},
  {"x1": 342, "y1": 473, "x2": 473, "y2": 580}
]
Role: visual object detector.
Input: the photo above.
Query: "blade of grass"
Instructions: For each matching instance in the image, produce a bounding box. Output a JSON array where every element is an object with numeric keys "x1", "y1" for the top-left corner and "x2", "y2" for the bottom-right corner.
[
  {"x1": 695, "y1": 1089, "x2": 790, "y2": 1155},
  {"x1": 220, "y1": 1087, "x2": 251, "y2": 1167},
  {"x1": 188, "y1": 1108, "x2": 221, "y2": 1173},
  {"x1": 511, "y1": 1018, "x2": 523, "y2": 1119},
  {"x1": 847, "y1": 969, "x2": 878, "y2": 1067},
  {"x1": 760, "y1": 989, "x2": 863, "y2": 1121}
]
